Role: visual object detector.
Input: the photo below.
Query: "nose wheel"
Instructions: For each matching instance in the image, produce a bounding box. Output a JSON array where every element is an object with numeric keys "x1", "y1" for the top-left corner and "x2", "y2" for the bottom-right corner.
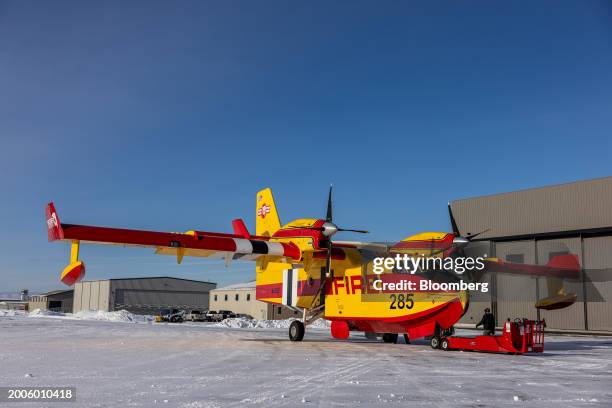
[{"x1": 289, "y1": 320, "x2": 305, "y2": 341}]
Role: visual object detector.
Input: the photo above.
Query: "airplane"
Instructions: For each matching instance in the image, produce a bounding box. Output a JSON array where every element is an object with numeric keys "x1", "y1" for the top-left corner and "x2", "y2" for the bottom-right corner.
[{"x1": 45, "y1": 187, "x2": 581, "y2": 344}]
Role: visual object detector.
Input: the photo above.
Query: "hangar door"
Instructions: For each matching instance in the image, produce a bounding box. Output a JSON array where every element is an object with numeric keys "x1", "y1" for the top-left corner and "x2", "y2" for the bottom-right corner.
[
  {"x1": 536, "y1": 237, "x2": 584, "y2": 330},
  {"x1": 459, "y1": 241, "x2": 493, "y2": 325},
  {"x1": 114, "y1": 289, "x2": 209, "y2": 314},
  {"x1": 584, "y1": 236, "x2": 612, "y2": 331},
  {"x1": 494, "y1": 240, "x2": 538, "y2": 323}
]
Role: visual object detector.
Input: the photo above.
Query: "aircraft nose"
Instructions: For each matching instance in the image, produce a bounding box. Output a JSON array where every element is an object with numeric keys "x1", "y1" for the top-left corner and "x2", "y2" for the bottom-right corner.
[
  {"x1": 453, "y1": 236, "x2": 470, "y2": 246},
  {"x1": 321, "y1": 222, "x2": 338, "y2": 237}
]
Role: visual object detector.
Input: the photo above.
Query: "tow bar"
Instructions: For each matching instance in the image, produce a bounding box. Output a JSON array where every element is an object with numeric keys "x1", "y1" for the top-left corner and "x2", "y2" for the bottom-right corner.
[{"x1": 438, "y1": 319, "x2": 545, "y2": 354}]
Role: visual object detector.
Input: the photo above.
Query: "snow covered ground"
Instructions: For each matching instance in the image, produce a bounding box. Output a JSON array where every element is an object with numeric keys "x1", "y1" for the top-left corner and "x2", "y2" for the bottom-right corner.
[{"x1": 0, "y1": 312, "x2": 611, "y2": 407}]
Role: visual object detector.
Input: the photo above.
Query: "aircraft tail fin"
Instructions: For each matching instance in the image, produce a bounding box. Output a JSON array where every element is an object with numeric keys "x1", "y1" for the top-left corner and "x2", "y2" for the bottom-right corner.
[
  {"x1": 45, "y1": 202, "x2": 64, "y2": 241},
  {"x1": 255, "y1": 188, "x2": 281, "y2": 237}
]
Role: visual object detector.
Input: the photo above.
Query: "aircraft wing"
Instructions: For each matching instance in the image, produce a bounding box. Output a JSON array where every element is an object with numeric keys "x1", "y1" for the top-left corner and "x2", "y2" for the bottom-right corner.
[
  {"x1": 332, "y1": 240, "x2": 392, "y2": 253},
  {"x1": 45, "y1": 202, "x2": 301, "y2": 286}
]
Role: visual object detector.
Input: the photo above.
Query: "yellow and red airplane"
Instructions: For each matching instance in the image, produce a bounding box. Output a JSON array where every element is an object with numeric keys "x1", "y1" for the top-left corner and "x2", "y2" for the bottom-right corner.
[{"x1": 45, "y1": 187, "x2": 580, "y2": 344}]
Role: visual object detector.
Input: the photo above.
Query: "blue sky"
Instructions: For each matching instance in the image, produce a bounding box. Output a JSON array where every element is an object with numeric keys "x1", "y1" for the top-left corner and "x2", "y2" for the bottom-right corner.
[{"x1": 1, "y1": 1, "x2": 611, "y2": 292}]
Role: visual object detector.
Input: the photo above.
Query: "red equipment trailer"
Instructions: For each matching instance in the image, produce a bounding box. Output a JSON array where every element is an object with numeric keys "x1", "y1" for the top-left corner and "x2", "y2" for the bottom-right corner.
[{"x1": 438, "y1": 319, "x2": 545, "y2": 354}]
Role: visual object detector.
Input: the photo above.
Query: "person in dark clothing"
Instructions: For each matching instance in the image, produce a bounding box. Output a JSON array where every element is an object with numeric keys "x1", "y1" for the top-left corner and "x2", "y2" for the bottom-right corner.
[{"x1": 476, "y1": 308, "x2": 495, "y2": 335}]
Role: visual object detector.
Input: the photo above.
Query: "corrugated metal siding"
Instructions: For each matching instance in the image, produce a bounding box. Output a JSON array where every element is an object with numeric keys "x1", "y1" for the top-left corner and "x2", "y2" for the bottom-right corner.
[
  {"x1": 110, "y1": 278, "x2": 216, "y2": 314},
  {"x1": 584, "y1": 236, "x2": 612, "y2": 331},
  {"x1": 90, "y1": 281, "x2": 100, "y2": 310},
  {"x1": 452, "y1": 177, "x2": 612, "y2": 239},
  {"x1": 73, "y1": 278, "x2": 215, "y2": 314},
  {"x1": 73, "y1": 283, "x2": 82, "y2": 313},
  {"x1": 99, "y1": 280, "x2": 110, "y2": 311}
]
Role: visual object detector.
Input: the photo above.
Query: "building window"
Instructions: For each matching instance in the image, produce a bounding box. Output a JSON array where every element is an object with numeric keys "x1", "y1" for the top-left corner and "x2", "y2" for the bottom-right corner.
[
  {"x1": 214, "y1": 295, "x2": 217, "y2": 301},
  {"x1": 277, "y1": 307, "x2": 282, "y2": 314},
  {"x1": 235, "y1": 294, "x2": 239, "y2": 301},
  {"x1": 506, "y1": 254, "x2": 524, "y2": 264},
  {"x1": 224, "y1": 294, "x2": 228, "y2": 301},
  {"x1": 246, "y1": 294, "x2": 251, "y2": 301}
]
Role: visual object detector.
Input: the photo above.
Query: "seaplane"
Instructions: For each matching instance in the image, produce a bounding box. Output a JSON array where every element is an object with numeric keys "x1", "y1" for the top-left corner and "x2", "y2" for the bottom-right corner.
[{"x1": 45, "y1": 187, "x2": 580, "y2": 344}]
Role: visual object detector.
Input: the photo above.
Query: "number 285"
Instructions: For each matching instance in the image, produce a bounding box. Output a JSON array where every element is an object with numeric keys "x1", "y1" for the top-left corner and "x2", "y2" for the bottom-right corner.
[{"x1": 389, "y1": 293, "x2": 414, "y2": 309}]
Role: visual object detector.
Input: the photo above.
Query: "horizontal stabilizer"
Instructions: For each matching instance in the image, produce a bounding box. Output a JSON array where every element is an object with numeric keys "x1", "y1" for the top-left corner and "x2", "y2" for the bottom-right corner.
[{"x1": 232, "y1": 219, "x2": 251, "y2": 238}]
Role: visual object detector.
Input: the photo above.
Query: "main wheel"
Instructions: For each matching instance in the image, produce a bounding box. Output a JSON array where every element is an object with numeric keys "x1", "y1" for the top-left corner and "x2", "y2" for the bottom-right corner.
[
  {"x1": 382, "y1": 333, "x2": 398, "y2": 344},
  {"x1": 289, "y1": 320, "x2": 305, "y2": 342},
  {"x1": 440, "y1": 338, "x2": 449, "y2": 350},
  {"x1": 430, "y1": 336, "x2": 441, "y2": 349},
  {"x1": 364, "y1": 332, "x2": 378, "y2": 340}
]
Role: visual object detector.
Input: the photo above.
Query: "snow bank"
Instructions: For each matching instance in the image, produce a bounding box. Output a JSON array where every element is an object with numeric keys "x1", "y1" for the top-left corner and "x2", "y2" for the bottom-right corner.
[
  {"x1": 72, "y1": 310, "x2": 154, "y2": 323},
  {"x1": 28, "y1": 309, "x2": 153, "y2": 323},
  {"x1": 214, "y1": 317, "x2": 330, "y2": 329},
  {"x1": 28, "y1": 309, "x2": 65, "y2": 317},
  {"x1": 0, "y1": 309, "x2": 27, "y2": 317}
]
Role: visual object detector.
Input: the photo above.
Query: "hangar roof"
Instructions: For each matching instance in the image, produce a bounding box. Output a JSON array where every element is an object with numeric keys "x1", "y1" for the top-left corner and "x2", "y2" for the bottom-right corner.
[
  {"x1": 451, "y1": 176, "x2": 612, "y2": 240},
  {"x1": 78, "y1": 276, "x2": 216, "y2": 285},
  {"x1": 212, "y1": 281, "x2": 256, "y2": 291},
  {"x1": 41, "y1": 289, "x2": 74, "y2": 297}
]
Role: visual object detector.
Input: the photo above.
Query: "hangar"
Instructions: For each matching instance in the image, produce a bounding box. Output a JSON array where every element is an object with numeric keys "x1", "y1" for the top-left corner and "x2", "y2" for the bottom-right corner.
[
  {"x1": 29, "y1": 289, "x2": 74, "y2": 313},
  {"x1": 210, "y1": 281, "x2": 301, "y2": 320},
  {"x1": 73, "y1": 277, "x2": 216, "y2": 315},
  {"x1": 453, "y1": 176, "x2": 612, "y2": 332}
]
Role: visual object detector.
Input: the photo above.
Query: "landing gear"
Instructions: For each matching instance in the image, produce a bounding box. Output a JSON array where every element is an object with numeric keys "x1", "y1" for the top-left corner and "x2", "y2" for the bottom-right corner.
[
  {"x1": 430, "y1": 323, "x2": 442, "y2": 349},
  {"x1": 364, "y1": 332, "x2": 378, "y2": 340},
  {"x1": 288, "y1": 305, "x2": 324, "y2": 342},
  {"x1": 403, "y1": 334, "x2": 410, "y2": 344},
  {"x1": 430, "y1": 336, "x2": 441, "y2": 349},
  {"x1": 382, "y1": 333, "x2": 398, "y2": 344},
  {"x1": 440, "y1": 338, "x2": 449, "y2": 350},
  {"x1": 289, "y1": 320, "x2": 305, "y2": 342}
]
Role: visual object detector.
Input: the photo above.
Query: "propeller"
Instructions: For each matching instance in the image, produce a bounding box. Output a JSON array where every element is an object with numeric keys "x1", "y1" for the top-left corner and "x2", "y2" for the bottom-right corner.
[
  {"x1": 448, "y1": 203, "x2": 490, "y2": 244},
  {"x1": 309, "y1": 186, "x2": 369, "y2": 307},
  {"x1": 447, "y1": 203, "x2": 490, "y2": 281}
]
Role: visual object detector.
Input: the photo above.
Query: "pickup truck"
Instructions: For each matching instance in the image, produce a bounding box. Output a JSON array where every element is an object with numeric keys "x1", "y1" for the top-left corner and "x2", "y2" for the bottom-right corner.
[
  {"x1": 205, "y1": 310, "x2": 236, "y2": 322},
  {"x1": 185, "y1": 310, "x2": 206, "y2": 322}
]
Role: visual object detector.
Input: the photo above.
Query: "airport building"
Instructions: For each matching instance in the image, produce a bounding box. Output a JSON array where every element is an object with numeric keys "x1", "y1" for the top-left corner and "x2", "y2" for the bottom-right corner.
[
  {"x1": 0, "y1": 289, "x2": 29, "y2": 311},
  {"x1": 210, "y1": 281, "x2": 300, "y2": 320},
  {"x1": 29, "y1": 289, "x2": 74, "y2": 313},
  {"x1": 73, "y1": 277, "x2": 216, "y2": 314},
  {"x1": 453, "y1": 176, "x2": 612, "y2": 332}
]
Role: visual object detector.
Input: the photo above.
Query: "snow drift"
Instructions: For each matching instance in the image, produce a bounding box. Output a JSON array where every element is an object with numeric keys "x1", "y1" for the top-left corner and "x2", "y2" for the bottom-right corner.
[
  {"x1": 0, "y1": 309, "x2": 26, "y2": 317},
  {"x1": 214, "y1": 317, "x2": 330, "y2": 329},
  {"x1": 27, "y1": 309, "x2": 153, "y2": 323}
]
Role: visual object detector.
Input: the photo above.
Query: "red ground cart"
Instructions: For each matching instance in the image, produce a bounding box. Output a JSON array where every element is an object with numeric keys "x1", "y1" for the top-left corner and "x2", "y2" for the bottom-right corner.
[{"x1": 439, "y1": 319, "x2": 545, "y2": 354}]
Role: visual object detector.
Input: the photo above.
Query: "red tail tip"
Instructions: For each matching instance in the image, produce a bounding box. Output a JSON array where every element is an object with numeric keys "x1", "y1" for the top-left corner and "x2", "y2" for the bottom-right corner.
[
  {"x1": 45, "y1": 202, "x2": 64, "y2": 241},
  {"x1": 232, "y1": 219, "x2": 251, "y2": 239}
]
